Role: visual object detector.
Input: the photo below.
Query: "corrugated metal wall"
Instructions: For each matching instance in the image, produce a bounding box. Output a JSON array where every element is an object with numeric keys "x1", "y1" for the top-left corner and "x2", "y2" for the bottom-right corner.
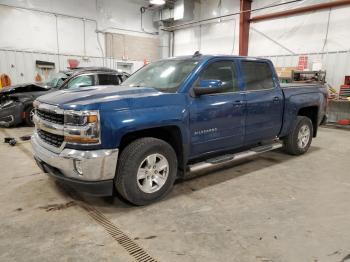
[
  {"x1": 0, "y1": 49, "x2": 144, "y2": 84},
  {"x1": 0, "y1": 1, "x2": 158, "y2": 85}
]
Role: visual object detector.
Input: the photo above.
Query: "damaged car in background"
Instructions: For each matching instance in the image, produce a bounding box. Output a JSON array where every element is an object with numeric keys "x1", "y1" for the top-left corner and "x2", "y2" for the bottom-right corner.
[
  {"x1": 0, "y1": 71, "x2": 72, "y2": 127},
  {"x1": 0, "y1": 68, "x2": 130, "y2": 127}
]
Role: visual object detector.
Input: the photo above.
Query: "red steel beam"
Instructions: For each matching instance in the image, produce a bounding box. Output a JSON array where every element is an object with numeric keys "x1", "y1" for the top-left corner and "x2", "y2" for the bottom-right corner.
[
  {"x1": 250, "y1": 0, "x2": 350, "y2": 22},
  {"x1": 239, "y1": 0, "x2": 252, "y2": 56}
]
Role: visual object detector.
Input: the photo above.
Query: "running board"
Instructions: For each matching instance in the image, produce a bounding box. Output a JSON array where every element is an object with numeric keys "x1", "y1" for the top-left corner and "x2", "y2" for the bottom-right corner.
[{"x1": 188, "y1": 142, "x2": 283, "y2": 173}]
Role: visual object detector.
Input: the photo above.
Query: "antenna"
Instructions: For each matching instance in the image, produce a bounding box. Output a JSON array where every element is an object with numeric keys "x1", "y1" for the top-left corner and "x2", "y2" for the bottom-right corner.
[{"x1": 193, "y1": 51, "x2": 202, "y2": 57}]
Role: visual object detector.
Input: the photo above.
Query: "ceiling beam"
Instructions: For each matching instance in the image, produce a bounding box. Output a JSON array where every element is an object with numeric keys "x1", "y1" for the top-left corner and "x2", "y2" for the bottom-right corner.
[
  {"x1": 239, "y1": 0, "x2": 252, "y2": 56},
  {"x1": 250, "y1": 0, "x2": 350, "y2": 22}
]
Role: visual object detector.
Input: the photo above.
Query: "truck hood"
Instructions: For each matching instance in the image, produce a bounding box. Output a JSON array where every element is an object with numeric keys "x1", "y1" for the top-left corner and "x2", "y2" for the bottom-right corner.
[
  {"x1": 0, "y1": 83, "x2": 50, "y2": 96},
  {"x1": 36, "y1": 85, "x2": 165, "y2": 110}
]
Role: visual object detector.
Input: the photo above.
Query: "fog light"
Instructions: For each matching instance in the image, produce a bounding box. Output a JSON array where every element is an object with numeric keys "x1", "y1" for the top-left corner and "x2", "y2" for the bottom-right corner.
[{"x1": 74, "y1": 160, "x2": 83, "y2": 175}]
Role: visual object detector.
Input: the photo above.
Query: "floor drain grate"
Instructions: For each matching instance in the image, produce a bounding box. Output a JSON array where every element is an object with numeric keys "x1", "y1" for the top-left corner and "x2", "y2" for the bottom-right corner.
[
  {"x1": 62, "y1": 185, "x2": 158, "y2": 262},
  {"x1": 81, "y1": 204, "x2": 157, "y2": 262}
]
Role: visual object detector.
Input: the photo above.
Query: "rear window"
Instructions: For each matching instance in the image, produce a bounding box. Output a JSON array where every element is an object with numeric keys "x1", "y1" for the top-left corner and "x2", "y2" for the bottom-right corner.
[
  {"x1": 242, "y1": 61, "x2": 274, "y2": 91},
  {"x1": 98, "y1": 74, "x2": 121, "y2": 85}
]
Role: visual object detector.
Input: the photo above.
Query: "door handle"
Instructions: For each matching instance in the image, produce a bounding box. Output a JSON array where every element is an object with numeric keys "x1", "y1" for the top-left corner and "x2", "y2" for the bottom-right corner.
[
  {"x1": 273, "y1": 97, "x2": 280, "y2": 102},
  {"x1": 233, "y1": 100, "x2": 244, "y2": 107}
]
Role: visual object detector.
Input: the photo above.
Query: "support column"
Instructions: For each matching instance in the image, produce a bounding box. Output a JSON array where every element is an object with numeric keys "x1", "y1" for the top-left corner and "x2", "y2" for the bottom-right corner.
[{"x1": 239, "y1": 0, "x2": 252, "y2": 56}]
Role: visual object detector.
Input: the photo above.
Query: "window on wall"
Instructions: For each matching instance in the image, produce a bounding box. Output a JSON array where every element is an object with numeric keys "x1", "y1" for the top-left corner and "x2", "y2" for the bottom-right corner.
[
  {"x1": 242, "y1": 61, "x2": 274, "y2": 91},
  {"x1": 199, "y1": 61, "x2": 238, "y2": 93}
]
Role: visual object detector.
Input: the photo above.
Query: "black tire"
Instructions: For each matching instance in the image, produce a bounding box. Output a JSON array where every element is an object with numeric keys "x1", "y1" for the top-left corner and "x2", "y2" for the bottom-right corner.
[
  {"x1": 24, "y1": 106, "x2": 35, "y2": 126},
  {"x1": 283, "y1": 116, "x2": 313, "y2": 155},
  {"x1": 115, "y1": 137, "x2": 178, "y2": 206}
]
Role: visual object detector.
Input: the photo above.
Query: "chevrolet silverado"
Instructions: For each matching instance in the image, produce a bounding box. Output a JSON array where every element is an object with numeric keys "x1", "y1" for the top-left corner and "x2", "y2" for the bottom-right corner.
[{"x1": 31, "y1": 54, "x2": 327, "y2": 205}]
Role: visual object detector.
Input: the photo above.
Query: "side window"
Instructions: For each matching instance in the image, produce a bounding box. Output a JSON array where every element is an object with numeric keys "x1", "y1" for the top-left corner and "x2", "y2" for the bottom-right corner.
[
  {"x1": 98, "y1": 74, "x2": 121, "y2": 85},
  {"x1": 199, "y1": 61, "x2": 238, "y2": 93},
  {"x1": 242, "y1": 61, "x2": 274, "y2": 91},
  {"x1": 121, "y1": 73, "x2": 129, "y2": 82},
  {"x1": 56, "y1": 78, "x2": 65, "y2": 88},
  {"x1": 66, "y1": 75, "x2": 94, "y2": 89}
]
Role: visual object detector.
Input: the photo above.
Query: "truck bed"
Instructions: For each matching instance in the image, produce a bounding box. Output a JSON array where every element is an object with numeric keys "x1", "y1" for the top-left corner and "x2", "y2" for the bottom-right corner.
[
  {"x1": 281, "y1": 82, "x2": 327, "y2": 97},
  {"x1": 279, "y1": 82, "x2": 327, "y2": 138},
  {"x1": 280, "y1": 83, "x2": 322, "y2": 89}
]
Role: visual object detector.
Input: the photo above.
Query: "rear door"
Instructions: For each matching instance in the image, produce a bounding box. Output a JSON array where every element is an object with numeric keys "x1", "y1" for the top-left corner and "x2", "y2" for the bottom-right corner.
[
  {"x1": 188, "y1": 59, "x2": 246, "y2": 157},
  {"x1": 241, "y1": 60, "x2": 283, "y2": 145}
]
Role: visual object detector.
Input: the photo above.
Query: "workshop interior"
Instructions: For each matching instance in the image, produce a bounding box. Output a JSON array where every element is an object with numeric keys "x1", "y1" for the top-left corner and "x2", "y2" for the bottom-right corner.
[{"x1": 0, "y1": 0, "x2": 350, "y2": 261}]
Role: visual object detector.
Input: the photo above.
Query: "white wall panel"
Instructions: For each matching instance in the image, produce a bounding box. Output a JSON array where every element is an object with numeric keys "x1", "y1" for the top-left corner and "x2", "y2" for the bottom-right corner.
[
  {"x1": 221, "y1": 0, "x2": 240, "y2": 15},
  {"x1": 0, "y1": 6, "x2": 57, "y2": 52},
  {"x1": 200, "y1": 0, "x2": 240, "y2": 19},
  {"x1": 0, "y1": 0, "x2": 97, "y2": 19},
  {"x1": 325, "y1": 7, "x2": 350, "y2": 51},
  {"x1": 57, "y1": 17, "x2": 85, "y2": 56},
  {"x1": 170, "y1": 0, "x2": 350, "y2": 58},
  {"x1": 97, "y1": 0, "x2": 157, "y2": 33},
  {"x1": 85, "y1": 22, "x2": 104, "y2": 57},
  {"x1": 200, "y1": 19, "x2": 236, "y2": 55},
  {"x1": 249, "y1": 1, "x2": 350, "y2": 56},
  {"x1": 249, "y1": 10, "x2": 330, "y2": 56},
  {"x1": 0, "y1": 0, "x2": 158, "y2": 84},
  {"x1": 169, "y1": 0, "x2": 240, "y2": 58},
  {"x1": 249, "y1": 0, "x2": 350, "y2": 92},
  {"x1": 0, "y1": 49, "x2": 144, "y2": 84},
  {"x1": 174, "y1": 27, "x2": 200, "y2": 56}
]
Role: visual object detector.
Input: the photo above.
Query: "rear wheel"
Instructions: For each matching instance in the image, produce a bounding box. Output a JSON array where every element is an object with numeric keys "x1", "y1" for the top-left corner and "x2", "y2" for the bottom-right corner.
[
  {"x1": 24, "y1": 106, "x2": 35, "y2": 126},
  {"x1": 115, "y1": 137, "x2": 178, "y2": 205},
  {"x1": 283, "y1": 116, "x2": 313, "y2": 155}
]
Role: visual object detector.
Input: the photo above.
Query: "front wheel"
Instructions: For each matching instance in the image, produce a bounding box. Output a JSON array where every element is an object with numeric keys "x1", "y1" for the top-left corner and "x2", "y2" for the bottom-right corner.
[
  {"x1": 115, "y1": 137, "x2": 178, "y2": 205},
  {"x1": 24, "y1": 106, "x2": 35, "y2": 126},
  {"x1": 283, "y1": 116, "x2": 313, "y2": 155}
]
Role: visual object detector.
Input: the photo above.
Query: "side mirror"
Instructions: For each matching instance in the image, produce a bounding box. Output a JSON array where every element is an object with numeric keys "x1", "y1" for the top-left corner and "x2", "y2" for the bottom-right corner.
[{"x1": 193, "y1": 79, "x2": 224, "y2": 96}]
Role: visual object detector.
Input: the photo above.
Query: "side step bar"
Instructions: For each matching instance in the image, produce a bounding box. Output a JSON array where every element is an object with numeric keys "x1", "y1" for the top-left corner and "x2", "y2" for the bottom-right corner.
[{"x1": 188, "y1": 142, "x2": 283, "y2": 173}]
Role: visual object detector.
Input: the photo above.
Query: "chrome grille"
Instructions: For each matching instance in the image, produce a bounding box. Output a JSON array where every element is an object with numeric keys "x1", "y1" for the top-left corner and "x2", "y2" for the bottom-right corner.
[
  {"x1": 37, "y1": 109, "x2": 64, "y2": 125},
  {"x1": 37, "y1": 129, "x2": 64, "y2": 148}
]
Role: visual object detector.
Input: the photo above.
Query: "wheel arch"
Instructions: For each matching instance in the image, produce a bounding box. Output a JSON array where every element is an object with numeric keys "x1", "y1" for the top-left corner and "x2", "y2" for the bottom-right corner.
[
  {"x1": 297, "y1": 106, "x2": 318, "y2": 137},
  {"x1": 118, "y1": 125, "x2": 186, "y2": 175}
]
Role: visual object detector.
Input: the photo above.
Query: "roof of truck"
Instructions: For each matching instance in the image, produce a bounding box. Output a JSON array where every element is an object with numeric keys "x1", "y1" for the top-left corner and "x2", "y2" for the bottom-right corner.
[{"x1": 163, "y1": 54, "x2": 271, "y2": 63}]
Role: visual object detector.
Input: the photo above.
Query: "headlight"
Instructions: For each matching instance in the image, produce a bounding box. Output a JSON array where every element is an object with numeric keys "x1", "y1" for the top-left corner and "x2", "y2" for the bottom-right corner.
[
  {"x1": 63, "y1": 110, "x2": 100, "y2": 144},
  {"x1": 64, "y1": 111, "x2": 98, "y2": 126}
]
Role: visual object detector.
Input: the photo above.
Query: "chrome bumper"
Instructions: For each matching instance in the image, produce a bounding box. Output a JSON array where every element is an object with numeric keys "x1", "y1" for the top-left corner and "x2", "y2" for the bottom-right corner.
[{"x1": 31, "y1": 132, "x2": 118, "y2": 181}]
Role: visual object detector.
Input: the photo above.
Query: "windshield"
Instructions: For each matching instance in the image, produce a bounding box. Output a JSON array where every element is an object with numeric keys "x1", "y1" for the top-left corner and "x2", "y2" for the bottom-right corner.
[
  {"x1": 44, "y1": 72, "x2": 68, "y2": 88},
  {"x1": 122, "y1": 59, "x2": 199, "y2": 93}
]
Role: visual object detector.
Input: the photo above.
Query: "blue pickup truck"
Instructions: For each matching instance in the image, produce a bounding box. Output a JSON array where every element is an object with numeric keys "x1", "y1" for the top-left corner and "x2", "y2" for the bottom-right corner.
[{"x1": 31, "y1": 54, "x2": 327, "y2": 205}]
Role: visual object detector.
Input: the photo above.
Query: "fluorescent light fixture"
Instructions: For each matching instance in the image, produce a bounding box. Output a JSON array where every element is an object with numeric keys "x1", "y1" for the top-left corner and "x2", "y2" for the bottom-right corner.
[{"x1": 150, "y1": 0, "x2": 166, "y2": 5}]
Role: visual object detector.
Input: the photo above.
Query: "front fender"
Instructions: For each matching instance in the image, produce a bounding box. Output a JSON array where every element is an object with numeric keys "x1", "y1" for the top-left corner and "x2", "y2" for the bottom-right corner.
[{"x1": 100, "y1": 105, "x2": 189, "y2": 149}]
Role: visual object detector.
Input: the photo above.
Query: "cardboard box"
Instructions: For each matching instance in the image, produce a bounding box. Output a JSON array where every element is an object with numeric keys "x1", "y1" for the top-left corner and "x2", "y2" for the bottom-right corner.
[{"x1": 275, "y1": 67, "x2": 298, "y2": 78}]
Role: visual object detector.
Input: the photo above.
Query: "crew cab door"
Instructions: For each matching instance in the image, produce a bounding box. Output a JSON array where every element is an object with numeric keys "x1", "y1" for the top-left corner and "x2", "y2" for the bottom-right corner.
[
  {"x1": 188, "y1": 60, "x2": 246, "y2": 157},
  {"x1": 241, "y1": 60, "x2": 283, "y2": 145}
]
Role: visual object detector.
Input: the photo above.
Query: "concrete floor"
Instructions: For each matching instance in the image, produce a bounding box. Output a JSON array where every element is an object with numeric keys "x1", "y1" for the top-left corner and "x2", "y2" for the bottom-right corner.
[{"x1": 0, "y1": 126, "x2": 349, "y2": 262}]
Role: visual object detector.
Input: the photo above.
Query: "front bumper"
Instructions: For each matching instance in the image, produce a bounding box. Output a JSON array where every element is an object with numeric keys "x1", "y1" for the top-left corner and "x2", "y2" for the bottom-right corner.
[{"x1": 31, "y1": 133, "x2": 118, "y2": 196}]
